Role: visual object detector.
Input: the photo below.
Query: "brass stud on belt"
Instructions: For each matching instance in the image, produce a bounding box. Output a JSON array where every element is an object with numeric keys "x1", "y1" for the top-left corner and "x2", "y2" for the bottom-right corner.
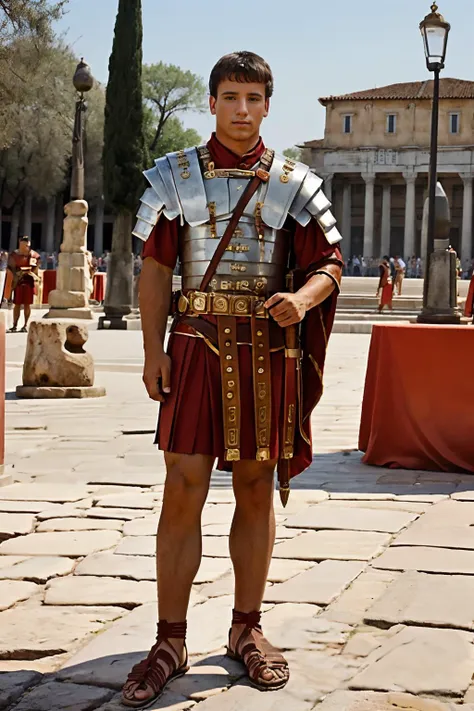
[
  {"x1": 224, "y1": 328, "x2": 231, "y2": 334},
  {"x1": 226, "y1": 355, "x2": 232, "y2": 360},
  {"x1": 228, "y1": 380, "x2": 235, "y2": 387},
  {"x1": 257, "y1": 330, "x2": 263, "y2": 337},
  {"x1": 258, "y1": 343, "x2": 264, "y2": 349},
  {"x1": 225, "y1": 341, "x2": 231, "y2": 347},
  {"x1": 226, "y1": 366, "x2": 233, "y2": 373},
  {"x1": 258, "y1": 355, "x2": 264, "y2": 361},
  {"x1": 227, "y1": 392, "x2": 234, "y2": 399},
  {"x1": 258, "y1": 368, "x2": 264, "y2": 374}
]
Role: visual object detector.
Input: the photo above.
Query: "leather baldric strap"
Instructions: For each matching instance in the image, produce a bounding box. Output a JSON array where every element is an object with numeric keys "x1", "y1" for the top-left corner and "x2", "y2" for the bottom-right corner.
[
  {"x1": 217, "y1": 316, "x2": 241, "y2": 461},
  {"x1": 251, "y1": 316, "x2": 272, "y2": 461},
  {"x1": 199, "y1": 159, "x2": 271, "y2": 293}
]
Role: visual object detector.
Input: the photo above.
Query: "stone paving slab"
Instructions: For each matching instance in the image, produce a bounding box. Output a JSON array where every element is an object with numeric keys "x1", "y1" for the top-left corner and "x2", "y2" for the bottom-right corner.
[
  {"x1": 11, "y1": 680, "x2": 114, "y2": 711},
  {"x1": 0, "y1": 580, "x2": 39, "y2": 611},
  {"x1": 0, "y1": 501, "x2": 52, "y2": 513},
  {"x1": 320, "y1": 499, "x2": 432, "y2": 514},
  {"x1": 36, "y1": 504, "x2": 88, "y2": 520},
  {"x1": 188, "y1": 681, "x2": 313, "y2": 710},
  {"x1": 0, "y1": 530, "x2": 122, "y2": 557},
  {"x1": 264, "y1": 560, "x2": 364, "y2": 605},
  {"x1": 0, "y1": 670, "x2": 42, "y2": 710},
  {"x1": 261, "y1": 603, "x2": 351, "y2": 650},
  {"x1": 350, "y1": 626, "x2": 474, "y2": 697},
  {"x1": 273, "y1": 530, "x2": 390, "y2": 561},
  {"x1": 122, "y1": 516, "x2": 157, "y2": 536},
  {"x1": 75, "y1": 553, "x2": 156, "y2": 581},
  {"x1": 321, "y1": 568, "x2": 399, "y2": 626},
  {"x1": 0, "y1": 556, "x2": 26, "y2": 570},
  {"x1": 373, "y1": 546, "x2": 474, "y2": 574},
  {"x1": 365, "y1": 571, "x2": 474, "y2": 631},
  {"x1": 114, "y1": 535, "x2": 154, "y2": 556},
  {"x1": 0, "y1": 513, "x2": 36, "y2": 539},
  {"x1": 0, "y1": 606, "x2": 124, "y2": 659},
  {"x1": 93, "y1": 493, "x2": 159, "y2": 509},
  {"x1": 95, "y1": 691, "x2": 194, "y2": 711},
  {"x1": 85, "y1": 507, "x2": 151, "y2": 520},
  {"x1": 0, "y1": 484, "x2": 92, "y2": 502},
  {"x1": 316, "y1": 690, "x2": 473, "y2": 710},
  {"x1": 285, "y1": 505, "x2": 418, "y2": 533},
  {"x1": 37, "y1": 518, "x2": 124, "y2": 532},
  {"x1": 44, "y1": 576, "x2": 156, "y2": 608},
  {"x1": 194, "y1": 557, "x2": 231, "y2": 585},
  {"x1": 0, "y1": 556, "x2": 75, "y2": 583},
  {"x1": 85, "y1": 471, "x2": 162, "y2": 487}
]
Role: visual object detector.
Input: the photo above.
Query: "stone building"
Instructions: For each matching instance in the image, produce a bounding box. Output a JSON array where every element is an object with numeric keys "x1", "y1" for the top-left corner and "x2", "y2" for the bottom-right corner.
[{"x1": 302, "y1": 78, "x2": 474, "y2": 264}]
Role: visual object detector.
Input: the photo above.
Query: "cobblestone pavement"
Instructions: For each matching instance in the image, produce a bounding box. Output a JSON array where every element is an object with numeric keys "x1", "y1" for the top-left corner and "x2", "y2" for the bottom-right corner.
[{"x1": 2, "y1": 332, "x2": 474, "y2": 710}]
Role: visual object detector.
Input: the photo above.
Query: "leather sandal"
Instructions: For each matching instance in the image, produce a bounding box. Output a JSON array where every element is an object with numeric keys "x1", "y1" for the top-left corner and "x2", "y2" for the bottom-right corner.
[
  {"x1": 122, "y1": 620, "x2": 189, "y2": 708},
  {"x1": 226, "y1": 609, "x2": 290, "y2": 691}
]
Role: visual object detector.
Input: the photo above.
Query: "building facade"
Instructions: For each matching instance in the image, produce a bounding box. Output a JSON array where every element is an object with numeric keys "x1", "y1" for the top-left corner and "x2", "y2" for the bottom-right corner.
[{"x1": 303, "y1": 79, "x2": 474, "y2": 265}]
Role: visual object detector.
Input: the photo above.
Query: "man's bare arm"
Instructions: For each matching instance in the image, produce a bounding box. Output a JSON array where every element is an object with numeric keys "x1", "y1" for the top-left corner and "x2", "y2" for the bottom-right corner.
[{"x1": 139, "y1": 257, "x2": 173, "y2": 402}]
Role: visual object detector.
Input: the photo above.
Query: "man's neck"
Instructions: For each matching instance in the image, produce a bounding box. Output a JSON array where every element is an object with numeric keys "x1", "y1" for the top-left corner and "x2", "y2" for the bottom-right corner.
[{"x1": 214, "y1": 129, "x2": 260, "y2": 157}]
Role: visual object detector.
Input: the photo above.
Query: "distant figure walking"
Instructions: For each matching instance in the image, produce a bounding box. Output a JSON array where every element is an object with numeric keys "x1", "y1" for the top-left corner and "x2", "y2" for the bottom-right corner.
[
  {"x1": 376, "y1": 256, "x2": 393, "y2": 313},
  {"x1": 7, "y1": 236, "x2": 40, "y2": 333},
  {"x1": 393, "y1": 255, "x2": 406, "y2": 296}
]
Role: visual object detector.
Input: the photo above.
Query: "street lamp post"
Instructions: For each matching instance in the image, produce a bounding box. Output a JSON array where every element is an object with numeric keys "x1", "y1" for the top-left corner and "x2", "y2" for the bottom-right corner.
[{"x1": 417, "y1": 3, "x2": 460, "y2": 324}]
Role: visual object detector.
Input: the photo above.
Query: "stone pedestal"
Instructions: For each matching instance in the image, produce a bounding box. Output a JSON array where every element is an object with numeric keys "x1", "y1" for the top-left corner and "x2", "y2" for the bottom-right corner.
[
  {"x1": 45, "y1": 200, "x2": 94, "y2": 320},
  {"x1": 15, "y1": 322, "x2": 105, "y2": 399},
  {"x1": 418, "y1": 249, "x2": 461, "y2": 324}
]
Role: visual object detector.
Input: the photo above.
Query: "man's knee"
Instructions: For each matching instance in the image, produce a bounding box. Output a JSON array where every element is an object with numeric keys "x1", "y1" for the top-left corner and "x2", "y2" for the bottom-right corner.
[
  {"x1": 164, "y1": 453, "x2": 212, "y2": 508},
  {"x1": 233, "y1": 461, "x2": 275, "y2": 511}
]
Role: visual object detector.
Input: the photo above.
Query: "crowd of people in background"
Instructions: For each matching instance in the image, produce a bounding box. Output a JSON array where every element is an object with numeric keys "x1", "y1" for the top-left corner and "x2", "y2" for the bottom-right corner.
[
  {"x1": 346, "y1": 254, "x2": 474, "y2": 280},
  {"x1": 0, "y1": 250, "x2": 143, "y2": 276}
]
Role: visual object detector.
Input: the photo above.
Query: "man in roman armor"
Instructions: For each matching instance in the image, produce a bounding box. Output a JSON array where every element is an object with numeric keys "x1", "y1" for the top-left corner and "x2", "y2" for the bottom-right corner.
[{"x1": 122, "y1": 51, "x2": 343, "y2": 707}]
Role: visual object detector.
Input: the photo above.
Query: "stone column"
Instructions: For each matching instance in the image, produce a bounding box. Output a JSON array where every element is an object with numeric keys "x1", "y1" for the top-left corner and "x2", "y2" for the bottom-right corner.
[
  {"x1": 342, "y1": 181, "x2": 351, "y2": 244},
  {"x1": 403, "y1": 172, "x2": 417, "y2": 259},
  {"x1": 381, "y1": 182, "x2": 391, "y2": 257},
  {"x1": 45, "y1": 200, "x2": 93, "y2": 320},
  {"x1": 460, "y1": 174, "x2": 473, "y2": 264},
  {"x1": 362, "y1": 173, "x2": 375, "y2": 257},
  {"x1": 94, "y1": 197, "x2": 104, "y2": 257},
  {"x1": 21, "y1": 189, "x2": 32, "y2": 238},
  {"x1": 324, "y1": 174, "x2": 334, "y2": 202},
  {"x1": 45, "y1": 196, "x2": 56, "y2": 254},
  {"x1": 9, "y1": 203, "x2": 21, "y2": 252}
]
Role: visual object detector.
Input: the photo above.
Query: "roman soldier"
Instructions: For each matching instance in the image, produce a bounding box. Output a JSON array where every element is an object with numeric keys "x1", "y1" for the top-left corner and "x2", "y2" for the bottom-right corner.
[
  {"x1": 7, "y1": 236, "x2": 40, "y2": 333},
  {"x1": 121, "y1": 51, "x2": 343, "y2": 708}
]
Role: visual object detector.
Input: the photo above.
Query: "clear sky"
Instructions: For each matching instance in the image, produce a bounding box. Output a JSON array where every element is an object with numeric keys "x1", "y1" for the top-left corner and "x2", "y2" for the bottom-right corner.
[{"x1": 56, "y1": 0, "x2": 473, "y2": 152}]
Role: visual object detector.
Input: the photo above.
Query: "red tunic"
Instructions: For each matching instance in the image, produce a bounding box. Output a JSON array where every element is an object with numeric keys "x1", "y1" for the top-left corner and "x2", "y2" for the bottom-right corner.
[{"x1": 143, "y1": 134, "x2": 342, "y2": 476}]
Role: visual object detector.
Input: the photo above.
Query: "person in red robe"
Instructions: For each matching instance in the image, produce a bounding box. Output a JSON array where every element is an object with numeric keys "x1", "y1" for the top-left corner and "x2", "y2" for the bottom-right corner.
[
  {"x1": 122, "y1": 52, "x2": 343, "y2": 708},
  {"x1": 376, "y1": 256, "x2": 393, "y2": 312},
  {"x1": 7, "y1": 237, "x2": 39, "y2": 333}
]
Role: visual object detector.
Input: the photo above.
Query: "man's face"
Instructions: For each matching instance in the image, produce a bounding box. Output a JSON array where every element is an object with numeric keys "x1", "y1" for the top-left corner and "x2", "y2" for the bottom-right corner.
[
  {"x1": 209, "y1": 79, "x2": 269, "y2": 144},
  {"x1": 19, "y1": 240, "x2": 30, "y2": 255}
]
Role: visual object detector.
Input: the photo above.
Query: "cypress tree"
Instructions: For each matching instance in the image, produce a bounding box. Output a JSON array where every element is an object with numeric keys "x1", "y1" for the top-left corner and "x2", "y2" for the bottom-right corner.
[{"x1": 100, "y1": 0, "x2": 145, "y2": 329}]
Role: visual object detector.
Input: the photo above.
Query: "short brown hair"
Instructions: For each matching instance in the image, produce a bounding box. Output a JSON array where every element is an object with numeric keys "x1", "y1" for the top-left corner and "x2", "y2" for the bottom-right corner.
[{"x1": 209, "y1": 51, "x2": 274, "y2": 99}]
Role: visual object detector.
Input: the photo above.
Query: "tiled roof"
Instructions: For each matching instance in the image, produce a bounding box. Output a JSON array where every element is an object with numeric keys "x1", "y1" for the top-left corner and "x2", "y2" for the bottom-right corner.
[
  {"x1": 319, "y1": 78, "x2": 474, "y2": 104},
  {"x1": 301, "y1": 139, "x2": 324, "y2": 149}
]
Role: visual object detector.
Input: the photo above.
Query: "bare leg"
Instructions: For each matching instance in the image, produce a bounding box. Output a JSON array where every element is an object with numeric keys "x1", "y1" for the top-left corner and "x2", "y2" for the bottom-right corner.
[
  {"x1": 229, "y1": 459, "x2": 278, "y2": 683},
  {"x1": 12, "y1": 304, "x2": 21, "y2": 329},
  {"x1": 23, "y1": 304, "x2": 31, "y2": 328},
  {"x1": 124, "y1": 452, "x2": 213, "y2": 704}
]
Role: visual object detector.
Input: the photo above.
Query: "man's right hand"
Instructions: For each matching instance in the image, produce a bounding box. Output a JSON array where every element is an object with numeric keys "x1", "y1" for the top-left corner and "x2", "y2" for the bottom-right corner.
[{"x1": 143, "y1": 352, "x2": 172, "y2": 402}]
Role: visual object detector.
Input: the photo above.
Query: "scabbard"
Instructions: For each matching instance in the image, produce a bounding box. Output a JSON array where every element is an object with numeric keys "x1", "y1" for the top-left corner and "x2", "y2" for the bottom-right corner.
[{"x1": 278, "y1": 323, "x2": 300, "y2": 507}]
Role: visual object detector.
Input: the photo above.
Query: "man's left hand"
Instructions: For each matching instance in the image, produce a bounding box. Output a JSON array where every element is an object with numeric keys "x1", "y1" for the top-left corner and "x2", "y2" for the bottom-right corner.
[{"x1": 264, "y1": 293, "x2": 307, "y2": 328}]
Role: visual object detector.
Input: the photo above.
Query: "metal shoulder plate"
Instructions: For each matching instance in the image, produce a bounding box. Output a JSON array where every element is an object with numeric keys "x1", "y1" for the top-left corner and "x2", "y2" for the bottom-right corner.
[
  {"x1": 261, "y1": 153, "x2": 310, "y2": 230},
  {"x1": 289, "y1": 168, "x2": 342, "y2": 246}
]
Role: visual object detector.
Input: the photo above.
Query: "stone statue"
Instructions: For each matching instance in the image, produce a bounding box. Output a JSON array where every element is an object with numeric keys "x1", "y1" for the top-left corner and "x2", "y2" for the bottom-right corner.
[{"x1": 16, "y1": 322, "x2": 105, "y2": 398}]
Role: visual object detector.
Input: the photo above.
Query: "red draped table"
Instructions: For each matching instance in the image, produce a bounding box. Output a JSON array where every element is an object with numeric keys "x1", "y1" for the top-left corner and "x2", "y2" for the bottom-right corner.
[
  {"x1": 0, "y1": 311, "x2": 5, "y2": 482},
  {"x1": 465, "y1": 274, "x2": 474, "y2": 317},
  {"x1": 359, "y1": 323, "x2": 474, "y2": 473},
  {"x1": 92, "y1": 273, "x2": 106, "y2": 302},
  {"x1": 41, "y1": 270, "x2": 57, "y2": 304}
]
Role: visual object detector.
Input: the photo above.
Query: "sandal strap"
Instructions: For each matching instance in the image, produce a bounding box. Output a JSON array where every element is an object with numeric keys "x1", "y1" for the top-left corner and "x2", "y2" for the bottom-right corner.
[
  {"x1": 231, "y1": 609, "x2": 262, "y2": 629},
  {"x1": 157, "y1": 619, "x2": 187, "y2": 639}
]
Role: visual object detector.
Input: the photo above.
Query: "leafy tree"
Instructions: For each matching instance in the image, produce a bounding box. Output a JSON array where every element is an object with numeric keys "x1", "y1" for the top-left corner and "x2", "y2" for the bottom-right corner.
[
  {"x1": 143, "y1": 62, "x2": 206, "y2": 153},
  {"x1": 283, "y1": 146, "x2": 303, "y2": 162},
  {"x1": 0, "y1": 0, "x2": 66, "y2": 41},
  {"x1": 101, "y1": 0, "x2": 145, "y2": 327},
  {"x1": 143, "y1": 107, "x2": 201, "y2": 156}
]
